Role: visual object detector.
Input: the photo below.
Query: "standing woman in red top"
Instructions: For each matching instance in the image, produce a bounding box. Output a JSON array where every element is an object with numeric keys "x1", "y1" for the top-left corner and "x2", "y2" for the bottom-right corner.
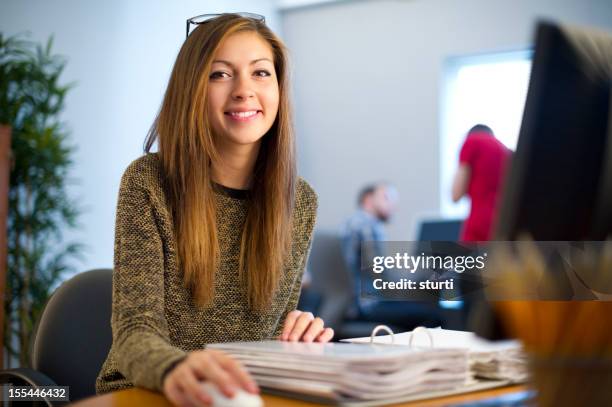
[{"x1": 452, "y1": 124, "x2": 512, "y2": 241}]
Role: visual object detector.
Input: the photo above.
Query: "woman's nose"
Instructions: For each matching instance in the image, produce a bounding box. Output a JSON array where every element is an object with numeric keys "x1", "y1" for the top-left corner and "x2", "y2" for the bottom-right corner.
[{"x1": 231, "y1": 76, "x2": 255, "y2": 100}]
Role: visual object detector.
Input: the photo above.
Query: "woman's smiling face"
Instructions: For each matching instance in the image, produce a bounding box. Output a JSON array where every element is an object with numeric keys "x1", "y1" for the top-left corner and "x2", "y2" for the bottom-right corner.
[{"x1": 207, "y1": 31, "x2": 280, "y2": 149}]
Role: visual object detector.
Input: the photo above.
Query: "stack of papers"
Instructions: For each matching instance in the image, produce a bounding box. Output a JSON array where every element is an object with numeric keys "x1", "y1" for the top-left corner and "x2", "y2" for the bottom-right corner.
[
  {"x1": 470, "y1": 348, "x2": 527, "y2": 381},
  {"x1": 209, "y1": 340, "x2": 474, "y2": 405},
  {"x1": 343, "y1": 328, "x2": 528, "y2": 382}
]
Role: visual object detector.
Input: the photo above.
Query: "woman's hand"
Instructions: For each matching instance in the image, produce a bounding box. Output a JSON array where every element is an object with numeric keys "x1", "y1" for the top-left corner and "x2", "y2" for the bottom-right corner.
[
  {"x1": 162, "y1": 349, "x2": 259, "y2": 407},
  {"x1": 280, "y1": 310, "x2": 334, "y2": 343}
]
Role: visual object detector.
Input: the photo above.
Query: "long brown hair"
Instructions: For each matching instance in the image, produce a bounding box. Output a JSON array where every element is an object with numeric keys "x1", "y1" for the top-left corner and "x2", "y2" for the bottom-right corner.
[{"x1": 144, "y1": 14, "x2": 296, "y2": 310}]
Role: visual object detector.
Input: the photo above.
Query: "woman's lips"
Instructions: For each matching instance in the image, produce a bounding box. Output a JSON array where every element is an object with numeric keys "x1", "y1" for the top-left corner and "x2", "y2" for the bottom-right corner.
[{"x1": 225, "y1": 110, "x2": 262, "y2": 122}]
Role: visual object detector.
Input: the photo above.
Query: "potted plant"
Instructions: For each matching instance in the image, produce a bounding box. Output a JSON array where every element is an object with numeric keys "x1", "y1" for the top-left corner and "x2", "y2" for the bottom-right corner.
[{"x1": 0, "y1": 33, "x2": 83, "y2": 367}]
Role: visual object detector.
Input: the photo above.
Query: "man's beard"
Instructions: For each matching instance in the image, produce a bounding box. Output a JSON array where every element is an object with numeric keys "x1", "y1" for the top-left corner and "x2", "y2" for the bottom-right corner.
[{"x1": 377, "y1": 213, "x2": 390, "y2": 223}]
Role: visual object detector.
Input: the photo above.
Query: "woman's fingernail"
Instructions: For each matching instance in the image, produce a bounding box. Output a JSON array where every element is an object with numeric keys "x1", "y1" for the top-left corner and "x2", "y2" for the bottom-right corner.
[
  {"x1": 248, "y1": 382, "x2": 259, "y2": 393},
  {"x1": 223, "y1": 385, "x2": 236, "y2": 397}
]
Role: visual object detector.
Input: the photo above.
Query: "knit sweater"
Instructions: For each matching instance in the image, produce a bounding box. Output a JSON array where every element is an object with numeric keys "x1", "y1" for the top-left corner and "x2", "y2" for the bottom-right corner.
[{"x1": 95, "y1": 153, "x2": 317, "y2": 394}]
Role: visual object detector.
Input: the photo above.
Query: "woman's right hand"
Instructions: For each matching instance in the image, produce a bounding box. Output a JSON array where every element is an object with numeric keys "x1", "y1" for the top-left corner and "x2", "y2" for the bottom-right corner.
[{"x1": 162, "y1": 349, "x2": 259, "y2": 406}]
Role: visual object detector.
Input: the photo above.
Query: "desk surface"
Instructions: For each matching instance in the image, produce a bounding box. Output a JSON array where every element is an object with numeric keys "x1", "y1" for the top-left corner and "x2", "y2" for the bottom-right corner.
[{"x1": 72, "y1": 385, "x2": 527, "y2": 407}]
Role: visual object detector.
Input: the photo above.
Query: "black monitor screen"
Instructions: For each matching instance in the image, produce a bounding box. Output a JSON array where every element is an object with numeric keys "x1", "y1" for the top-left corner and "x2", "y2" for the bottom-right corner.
[
  {"x1": 417, "y1": 219, "x2": 463, "y2": 241},
  {"x1": 495, "y1": 21, "x2": 612, "y2": 241}
]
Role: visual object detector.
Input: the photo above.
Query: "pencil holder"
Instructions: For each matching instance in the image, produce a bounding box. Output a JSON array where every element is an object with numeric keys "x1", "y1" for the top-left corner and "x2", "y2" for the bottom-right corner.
[{"x1": 487, "y1": 240, "x2": 612, "y2": 407}]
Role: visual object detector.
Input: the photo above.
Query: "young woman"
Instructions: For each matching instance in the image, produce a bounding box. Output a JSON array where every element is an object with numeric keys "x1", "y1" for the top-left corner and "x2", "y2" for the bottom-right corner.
[{"x1": 96, "y1": 13, "x2": 333, "y2": 406}]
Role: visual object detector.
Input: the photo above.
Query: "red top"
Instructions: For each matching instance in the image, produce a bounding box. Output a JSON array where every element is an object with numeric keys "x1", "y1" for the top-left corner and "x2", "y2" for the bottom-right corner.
[{"x1": 459, "y1": 131, "x2": 511, "y2": 241}]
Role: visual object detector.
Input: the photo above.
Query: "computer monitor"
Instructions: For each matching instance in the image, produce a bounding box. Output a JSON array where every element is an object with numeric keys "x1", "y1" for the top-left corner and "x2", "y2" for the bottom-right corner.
[
  {"x1": 416, "y1": 219, "x2": 463, "y2": 241},
  {"x1": 494, "y1": 21, "x2": 612, "y2": 241},
  {"x1": 472, "y1": 21, "x2": 612, "y2": 339}
]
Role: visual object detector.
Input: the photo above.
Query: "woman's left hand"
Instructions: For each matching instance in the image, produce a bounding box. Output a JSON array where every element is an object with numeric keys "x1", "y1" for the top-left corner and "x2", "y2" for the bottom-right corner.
[{"x1": 280, "y1": 310, "x2": 334, "y2": 343}]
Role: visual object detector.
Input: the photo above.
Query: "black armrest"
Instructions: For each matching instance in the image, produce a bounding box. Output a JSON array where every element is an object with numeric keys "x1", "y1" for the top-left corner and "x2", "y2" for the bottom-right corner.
[
  {"x1": 0, "y1": 368, "x2": 60, "y2": 406},
  {"x1": 0, "y1": 367, "x2": 57, "y2": 387}
]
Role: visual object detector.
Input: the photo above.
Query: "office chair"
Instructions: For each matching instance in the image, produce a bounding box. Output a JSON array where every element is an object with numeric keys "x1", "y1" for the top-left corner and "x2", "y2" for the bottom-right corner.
[
  {"x1": 0, "y1": 268, "x2": 113, "y2": 404},
  {"x1": 307, "y1": 230, "x2": 398, "y2": 339}
]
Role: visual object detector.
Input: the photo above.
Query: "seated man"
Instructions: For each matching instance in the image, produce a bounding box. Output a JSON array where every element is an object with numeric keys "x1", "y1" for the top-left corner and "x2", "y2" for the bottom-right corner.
[{"x1": 340, "y1": 183, "x2": 440, "y2": 330}]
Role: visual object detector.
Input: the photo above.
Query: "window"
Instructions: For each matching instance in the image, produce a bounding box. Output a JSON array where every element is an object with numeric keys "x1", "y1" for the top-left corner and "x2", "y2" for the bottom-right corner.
[{"x1": 440, "y1": 51, "x2": 532, "y2": 217}]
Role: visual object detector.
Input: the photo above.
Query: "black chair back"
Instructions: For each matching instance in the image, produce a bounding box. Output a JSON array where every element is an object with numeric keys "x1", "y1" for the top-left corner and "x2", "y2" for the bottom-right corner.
[
  {"x1": 31, "y1": 268, "x2": 113, "y2": 401},
  {"x1": 307, "y1": 231, "x2": 355, "y2": 329}
]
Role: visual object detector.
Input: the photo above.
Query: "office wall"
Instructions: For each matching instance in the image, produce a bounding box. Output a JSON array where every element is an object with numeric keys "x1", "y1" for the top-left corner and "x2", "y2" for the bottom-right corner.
[
  {"x1": 282, "y1": 0, "x2": 612, "y2": 240},
  {"x1": 0, "y1": 0, "x2": 281, "y2": 273}
]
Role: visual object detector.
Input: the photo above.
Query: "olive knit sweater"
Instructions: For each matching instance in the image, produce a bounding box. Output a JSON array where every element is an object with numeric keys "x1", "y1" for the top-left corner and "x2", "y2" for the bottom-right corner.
[{"x1": 95, "y1": 153, "x2": 317, "y2": 394}]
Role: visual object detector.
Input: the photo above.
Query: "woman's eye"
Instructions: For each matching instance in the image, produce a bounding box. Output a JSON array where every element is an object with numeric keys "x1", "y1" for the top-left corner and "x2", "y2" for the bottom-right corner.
[
  {"x1": 254, "y1": 70, "x2": 271, "y2": 77},
  {"x1": 210, "y1": 71, "x2": 230, "y2": 79}
]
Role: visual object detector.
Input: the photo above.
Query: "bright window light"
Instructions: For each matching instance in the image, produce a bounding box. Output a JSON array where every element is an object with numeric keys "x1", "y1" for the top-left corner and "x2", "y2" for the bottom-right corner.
[{"x1": 440, "y1": 51, "x2": 532, "y2": 218}]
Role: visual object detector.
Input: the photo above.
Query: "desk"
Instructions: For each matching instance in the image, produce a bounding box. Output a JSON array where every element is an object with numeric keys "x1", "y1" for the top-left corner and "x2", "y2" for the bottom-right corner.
[{"x1": 72, "y1": 385, "x2": 527, "y2": 407}]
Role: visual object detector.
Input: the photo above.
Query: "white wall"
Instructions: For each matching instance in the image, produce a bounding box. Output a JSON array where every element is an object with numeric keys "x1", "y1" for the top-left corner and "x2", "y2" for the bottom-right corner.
[
  {"x1": 277, "y1": 0, "x2": 344, "y2": 10},
  {"x1": 0, "y1": 0, "x2": 281, "y2": 273},
  {"x1": 282, "y1": 0, "x2": 612, "y2": 240}
]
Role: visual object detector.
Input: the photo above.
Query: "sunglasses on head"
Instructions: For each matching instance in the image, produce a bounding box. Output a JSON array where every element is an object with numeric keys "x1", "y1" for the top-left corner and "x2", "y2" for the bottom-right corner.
[{"x1": 185, "y1": 12, "x2": 266, "y2": 39}]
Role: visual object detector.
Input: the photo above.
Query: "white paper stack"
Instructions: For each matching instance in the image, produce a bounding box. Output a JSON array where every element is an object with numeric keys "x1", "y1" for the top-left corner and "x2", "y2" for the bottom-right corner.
[
  {"x1": 209, "y1": 340, "x2": 472, "y2": 405},
  {"x1": 343, "y1": 328, "x2": 528, "y2": 383},
  {"x1": 470, "y1": 348, "x2": 527, "y2": 382}
]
